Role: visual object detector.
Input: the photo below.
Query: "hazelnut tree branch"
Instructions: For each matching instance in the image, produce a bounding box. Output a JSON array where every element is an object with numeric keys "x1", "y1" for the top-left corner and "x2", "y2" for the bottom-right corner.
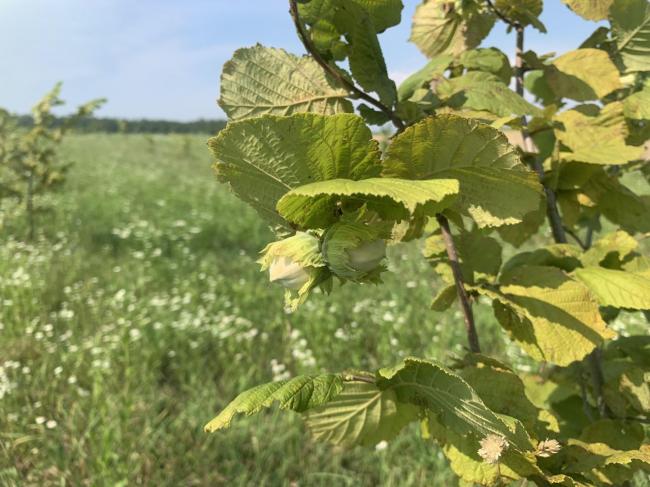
[
  {"x1": 437, "y1": 214, "x2": 481, "y2": 353},
  {"x1": 289, "y1": 0, "x2": 479, "y2": 353},
  {"x1": 288, "y1": 0, "x2": 404, "y2": 131}
]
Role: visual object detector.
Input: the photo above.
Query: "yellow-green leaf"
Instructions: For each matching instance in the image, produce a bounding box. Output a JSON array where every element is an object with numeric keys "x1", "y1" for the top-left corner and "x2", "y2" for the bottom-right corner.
[
  {"x1": 276, "y1": 177, "x2": 459, "y2": 228},
  {"x1": 378, "y1": 357, "x2": 533, "y2": 450},
  {"x1": 204, "y1": 374, "x2": 343, "y2": 432},
  {"x1": 548, "y1": 49, "x2": 622, "y2": 101},
  {"x1": 609, "y1": 0, "x2": 650, "y2": 73},
  {"x1": 555, "y1": 103, "x2": 644, "y2": 164},
  {"x1": 219, "y1": 45, "x2": 352, "y2": 121},
  {"x1": 437, "y1": 71, "x2": 542, "y2": 117},
  {"x1": 209, "y1": 113, "x2": 381, "y2": 228},
  {"x1": 304, "y1": 380, "x2": 419, "y2": 447},
  {"x1": 383, "y1": 115, "x2": 543, "y2": 228},
  {"x1": 574, "y1": 267, "x2": 650, "y2": 310},
  {"x1": 477, "y1": 266, "x2": 616, "y2": 365},
  {"x1": 410, "y1": 0, "x2": 495, "y2": 57},
  {"x1": 562, "y1": 0, "x2": 614, "y2": 21}
]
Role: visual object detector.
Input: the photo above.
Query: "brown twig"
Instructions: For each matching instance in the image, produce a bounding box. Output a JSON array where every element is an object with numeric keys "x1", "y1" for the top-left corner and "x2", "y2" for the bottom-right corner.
[
  {"x1": 588, "y1": 348, "x2": 613, "y2": 418},
  {"x1": 579, "y1": 374, "x2": 596, "y2": 421},
  {"x1": 288, "y1": 0, "x2": 404, "y2": 131},
  {"x1": 514, "y1": 26, "x2": 567, "y2": 244},
  {"x1": 564, "y1": 226, "x2": 588, "y2": 250},
  {"x1": 436, "y1": 215, "x2": 481, "y2": 353}
]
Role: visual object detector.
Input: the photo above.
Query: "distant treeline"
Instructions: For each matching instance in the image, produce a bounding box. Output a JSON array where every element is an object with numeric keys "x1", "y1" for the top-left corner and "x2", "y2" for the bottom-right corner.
[{"x1": 12, "y1": 114, "x2": 227, "y2": 134}]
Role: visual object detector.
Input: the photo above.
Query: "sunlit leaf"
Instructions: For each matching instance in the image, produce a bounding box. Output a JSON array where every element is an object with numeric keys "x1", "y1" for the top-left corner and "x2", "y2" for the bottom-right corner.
[
  {"x1": 277, "y1": 177, "x2": 459, "y2": 228},
  {"x1": 204, "y1": 374, "x2": 343, "y2": 432},
  {"x1": 561, "y1": 0, "x2": 614, "y2": 21},
  {"x1": 548, "y1": 49, "x2": 621, "y2": 101},
  {"x1": 410, "y1": 0, "x2": 495, "y2": 57},
  {"x1": 555, "y1": 103, "x2": 643, "y2": 164},
  {"x1": 377, "y1": 357, "x2": 533, "y2": 450},
  {"x1": 383, "y1": 115, "x2": 543, "y2": 228},
  {"x1": 305, "y1": 380, "x2": 419, "y2": 447},
  {"x1": 219, "y1": 45, "x2": 352, "y2": 121},
  {"x1": 574, "y1": 267, "x2": 650, "y2": 310},
  {"x1": 437, "y1": 71, "x2": 542, "y2": 117},
  {"x1": 609, "y1": 0, "x2": 650, "y2": 72},
  {"x1": 476, "y1": 266, "x2": 616, "y2": 365},
  {"x1": 209, "y1": 113, "x2": 380, "y2": 228}
]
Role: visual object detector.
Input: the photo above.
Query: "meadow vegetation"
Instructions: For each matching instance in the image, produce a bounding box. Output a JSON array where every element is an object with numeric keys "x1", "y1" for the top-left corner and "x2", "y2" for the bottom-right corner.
[{"x1": 1, "y1": 133, "x2": 647, "y2": 486}]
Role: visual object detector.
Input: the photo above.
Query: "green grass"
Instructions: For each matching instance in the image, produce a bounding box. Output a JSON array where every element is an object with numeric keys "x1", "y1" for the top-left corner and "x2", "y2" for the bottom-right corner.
[{"x1": 0, "y1": 133, "x2": 644, "y2": 486}]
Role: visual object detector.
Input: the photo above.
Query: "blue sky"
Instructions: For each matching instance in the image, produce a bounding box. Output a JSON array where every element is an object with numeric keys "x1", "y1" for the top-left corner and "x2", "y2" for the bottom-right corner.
[{"x1": 0, "y1": 0, "x2": 602, "y2": 121}]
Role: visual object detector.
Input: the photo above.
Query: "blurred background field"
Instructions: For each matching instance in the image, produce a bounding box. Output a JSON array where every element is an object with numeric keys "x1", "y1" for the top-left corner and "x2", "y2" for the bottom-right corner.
[{"x1": 0, "y1": 133, "x2": 647, "y2": 486}]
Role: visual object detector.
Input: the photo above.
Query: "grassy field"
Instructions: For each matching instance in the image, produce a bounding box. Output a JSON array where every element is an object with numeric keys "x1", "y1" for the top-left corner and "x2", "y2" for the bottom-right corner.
[{"x1": 0, "y1": 133, "x2": 644, "y2": 486}]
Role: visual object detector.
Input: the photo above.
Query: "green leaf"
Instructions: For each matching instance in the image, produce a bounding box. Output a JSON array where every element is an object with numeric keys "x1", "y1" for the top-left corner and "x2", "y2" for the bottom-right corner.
[
  {"x1": 398, "y1": 55, "x2": 453, "y2": 101},
  {"x1": 458, "y1": 48, "x2": 512, "y2": 84},
  {"x1": 298, "y1": 0, "x2": 397, "y2": 106},
  {"x1": 580, "y1": 419, "x2": 645, "y2": 451},
  {"x1": 350, "y1": 0, "x2": 404, "y2": 32},
  {"x1": 276, "y1": 177, "x2": 459, "y2": 229},
  {"x1": 623, "y1": 80, "x2": 650, "y2": 119},
  {"x1": 477, "y1": 266, "x2": 616, "y2": 365},
  {"x1": 358, "y1": 104, "x2": 391, "y2": 126},
  {"x1": 456, "y1": 228, "x2": 503, "y2": 283},
  {"x1": 525, "y1": 69, "x2": 558, "y2": 105},
  {"x1": 456, "y1": 355, "x2": 540, "y2": 432},
  {"x1": 555, "y1": 103, "x2": 644, "y2": 164},
  {"x1": 426, "y1": 413, "x2": 541, "y2": 486},
  {"x1": 502, "y1": 244, "x2": 583, "y2": 275},
  {"x1": 609, "y1": 0, "x2": 650, "y2": 72},
  {"x1": 606, "y1": 335, "x2": 650, "y2": 367},
  {"x1": 497, "y1": 198, "x2": 546, "y2": 247},
  {"x1": 424, "y1": 228, "x2": 502, "y2": 285},
  {"x1": 333, "y1": 2, "x2": 398, "y2": 106},
  {"x1": 574, "y1": 267, "x2": 650, "y2": 310},
  {"x1": 431, "y1": 284, "x2": 457, "y2": 311},
  {"x1": 204, "y1": 374, "x2": 343, "y2": 432},
  {"x1": 377, "y1": 357, "x2": 532, "y2": 450},
  {"x1": 209, "y1": 113, "x2": 380, "y2": 228},
  {"x1": 580, "y1": 230, "x2": 638, "y2": 267},
  {"x1": 410, "y1": 0, "x2": 495, "y2": 58},
  {"x1": 437, "y1": 71, "x2": 542, "y2": 117},
  {"x1": 547, "y1": 49, "x2": 622, "y2": 101},
  {"x1": 383, "y1": 115, "x2": 543, "y2": 228},
  {"x1": 218, "y1": 45, "x2": 352, "y2": 121},
  {"x1": 304, "y1": 380, "x2": 419, "y2": 447},
  {"x1": 562, "y1": 0, "x2": 614, "y2": 21},
  {"x1": 494, "y1": 0, "x2": 544, "y2": 29},
  {"x1": 602, "y1": 354, "x2": 650, "y2": 416},
  {"x1": 563, "y1": 440, "x2": 650, "y2": 485},
  {"x1": 582, "y1": 171, "x2": 650, "y2": 233}
]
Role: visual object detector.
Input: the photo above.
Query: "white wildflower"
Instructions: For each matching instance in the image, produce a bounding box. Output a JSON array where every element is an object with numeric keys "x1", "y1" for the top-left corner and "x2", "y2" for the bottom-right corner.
[
  {"x1": 478, "y1": 434, "x2": 509, "y2": 464},
  {"x1": 535, "y1": 439, "x2": 561, "y2": 457}
]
